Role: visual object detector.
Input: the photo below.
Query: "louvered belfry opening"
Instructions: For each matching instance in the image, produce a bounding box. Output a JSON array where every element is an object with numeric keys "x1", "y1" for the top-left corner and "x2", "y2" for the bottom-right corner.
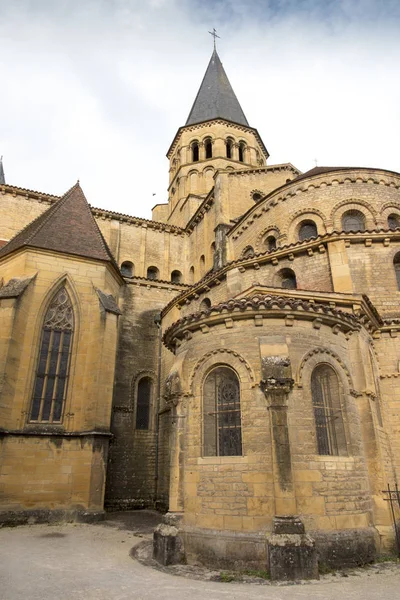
[
  {"x1": 203, "y1": 367, "x2": 242, "y2": 456},
  {"x1": 30, "y1": 287, "x2": 74, "y2": 423}
]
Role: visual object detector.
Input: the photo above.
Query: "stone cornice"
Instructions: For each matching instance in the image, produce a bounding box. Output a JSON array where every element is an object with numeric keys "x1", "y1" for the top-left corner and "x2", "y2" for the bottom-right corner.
[
  {"x1": 125, "y1": 276, "x2": 190, "y2": 290},
  {"x1": 0, "y1": 183, "x2": 58, "y2": 203},
  {"x1": 163, "y1": 294, "x2": 361, "y2": 352},
  {"x1": 166, "y1": 118, "x2": 269, "y2": 159},
  {"x1": 229, "y1": 168, "x2": 400, "y2": 239},
  {"x1": 160, "y1": 229, "x2": 400, "y2": 318}
]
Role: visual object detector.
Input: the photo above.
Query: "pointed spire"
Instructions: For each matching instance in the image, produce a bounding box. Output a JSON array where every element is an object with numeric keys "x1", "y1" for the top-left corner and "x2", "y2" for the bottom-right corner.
[
  {"x1": 0, "y1": 182, "x2": 118, "y2": 269},
  {"x1": 0, "y1": 156, "x2": 5, "y2": 185},
  {"x1": 186, "y1": 49, "x2": 249, "y2": 127}
]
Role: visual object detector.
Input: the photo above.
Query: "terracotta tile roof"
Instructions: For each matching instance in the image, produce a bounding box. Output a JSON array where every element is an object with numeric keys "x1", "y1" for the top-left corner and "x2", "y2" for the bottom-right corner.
[{"x1": 0, "y1": 182, "x2": 119, "y2": 269}]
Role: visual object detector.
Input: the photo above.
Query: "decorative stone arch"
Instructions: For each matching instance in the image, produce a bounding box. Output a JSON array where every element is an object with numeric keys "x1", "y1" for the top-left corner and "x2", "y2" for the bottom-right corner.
[
  {"x1": 255, "y1": 225, "x2": 281, "y2": 252},
  {"x1": 285, "y1": 208, "x2": 328, "y2": 241},
  {"x1": 381, "y1": 202, "x2": 400, "y2": 229},
  {"x1": 330, "y1": 199, "x2": 378, "y2": 230},
  {"x1": 189, "y1": 348, "x2": 256, "y2": 396},
  {"x1": 381, "y1": 201, "x2": 400, "y2": 215},
  {"x1": 296, "y1": 347, "x2": 353, "y2": 390}
]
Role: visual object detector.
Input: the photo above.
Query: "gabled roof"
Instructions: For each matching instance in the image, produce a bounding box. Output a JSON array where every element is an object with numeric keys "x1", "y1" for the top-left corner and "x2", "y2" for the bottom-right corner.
[
  {"x1": 186, "y1": 49, "x2": 249, "y2": 127},
  {"x1": 0, "y1": 182, "x2": 118, "y2": 269}
]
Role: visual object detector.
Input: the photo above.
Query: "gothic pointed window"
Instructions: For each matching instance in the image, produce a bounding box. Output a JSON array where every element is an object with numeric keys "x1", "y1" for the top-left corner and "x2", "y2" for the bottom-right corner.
[
  {"x1": 311, "y1": 364, "x2": 347, "y2": 456},
  {"x1": 30, "y1": 287, "x2": 74, "y2": 423},
  {"x1": 203, "y1": 367, "x2": 242, "y2": 456}
]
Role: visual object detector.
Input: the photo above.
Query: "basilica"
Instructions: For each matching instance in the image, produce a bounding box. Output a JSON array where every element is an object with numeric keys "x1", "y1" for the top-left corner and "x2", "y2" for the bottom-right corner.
[{"x1": 1, "y1": 47, "x2": 400, "y2": 569}]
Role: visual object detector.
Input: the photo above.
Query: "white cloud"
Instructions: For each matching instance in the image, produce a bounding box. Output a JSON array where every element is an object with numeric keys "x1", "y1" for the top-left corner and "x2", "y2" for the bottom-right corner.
[{"x1": 0, "y1": 0, "x2": 399, "y2": 218}]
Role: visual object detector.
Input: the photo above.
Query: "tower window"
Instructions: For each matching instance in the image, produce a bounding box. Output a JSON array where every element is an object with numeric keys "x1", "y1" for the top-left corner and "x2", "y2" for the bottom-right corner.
[
  {"x1": 278, "y1": 268, "x2": 297, "y2": 289},
  {"x1": 30, "y1": 287, "x2": 74, "y2": 423},
  {"x1": 171, "y1": 270, "x2": 182, "y2": 284},
  {"x1": 192, "y1": 142, "x2": 199, "y2": 162},
  {"x1": 388, "y1": 214, "x2": 400, "y2": 230},
  {"x1": 298, "y1": 220, "x2": 318, "y2": 241},
  {"x1": 311, "y1": 364, "x2": 347, "y2": 456},
  {"x1": 342, "y1": 210, "x2": 365, "y2": 232},
  {"x1": 238, "y1": 142, "x2": 246, "y2": 163},
  {"x1": 226, "y1": 139, "x2": 233, "y2": 159},
  {"x1": 266, "y1": 235, "x2": 277, "y2": 251},
  {"x1": 394, "y1": 253, "x2": 400, "y2": 290},
  {"x1": 204, "y1": 138, "x2": 212, "y2": 159},
  {"x1": 200, "y1": 297, "x2": 211, "y2": 311},
  {"x1": 120, "y1": 261, "x2": 134, "y2": 277},
  {"x1": 136, "y1": 377, "x2": 152, "y2": 430},
  {"x1": 203, "y1": 367, "x2": 242, "y2": 456},
  {"x1": 147, "y1": 266, "x2": 159, "y2": 280}
]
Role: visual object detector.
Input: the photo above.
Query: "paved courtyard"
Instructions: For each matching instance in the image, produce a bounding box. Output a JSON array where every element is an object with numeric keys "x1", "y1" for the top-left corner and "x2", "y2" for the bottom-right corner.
[{"x1": 0, "y1": 511, "x2": 399, "y2": 600}]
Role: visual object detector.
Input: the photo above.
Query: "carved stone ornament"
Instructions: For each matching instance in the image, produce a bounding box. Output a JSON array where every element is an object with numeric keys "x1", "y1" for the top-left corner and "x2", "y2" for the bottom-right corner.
[
  {"x1": 44, "y1": 287, "x2": 74, "y2": 330},
  {"x1": 164, "y1": 370, "x2": 182, "y2": 406}
]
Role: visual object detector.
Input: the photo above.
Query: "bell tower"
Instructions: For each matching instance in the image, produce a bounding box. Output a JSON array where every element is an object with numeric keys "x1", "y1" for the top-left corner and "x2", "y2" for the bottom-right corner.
[{"x1": 153, "y1": 45, "x2": 269, "y2": 228}]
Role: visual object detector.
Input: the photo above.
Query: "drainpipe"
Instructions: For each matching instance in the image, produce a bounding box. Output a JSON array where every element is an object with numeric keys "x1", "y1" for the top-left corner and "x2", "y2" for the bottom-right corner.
[{"x1": 153, "y1": 311, "x2": 162, "y2": 507}]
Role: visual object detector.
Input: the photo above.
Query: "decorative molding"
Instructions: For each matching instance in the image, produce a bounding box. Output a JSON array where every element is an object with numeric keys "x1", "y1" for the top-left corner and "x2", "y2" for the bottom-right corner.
[
  {"x1": 296, "y1": 347, "x2": 353, "y2": 388},
  {"x1": 189, "y1": 348, "x2": 255, "y2": 392},
  {"x1": 330, "y1": 198, "x2": 378, "y2": 222}
]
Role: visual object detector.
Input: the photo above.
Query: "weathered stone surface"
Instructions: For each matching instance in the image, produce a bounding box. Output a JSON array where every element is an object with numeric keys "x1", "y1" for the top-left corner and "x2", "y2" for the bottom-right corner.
[
  {"x1": 153, "y1": 524, "x2": 184, "y2": 566},
  {"x1": 268, "y1": 532, "x2": 319, "y2": 581}
]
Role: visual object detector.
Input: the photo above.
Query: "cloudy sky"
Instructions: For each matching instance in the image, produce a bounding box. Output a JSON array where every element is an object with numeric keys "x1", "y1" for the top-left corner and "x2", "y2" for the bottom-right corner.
[{"x1": 1, "y1": 0, "x2": 400, "y2": 219}]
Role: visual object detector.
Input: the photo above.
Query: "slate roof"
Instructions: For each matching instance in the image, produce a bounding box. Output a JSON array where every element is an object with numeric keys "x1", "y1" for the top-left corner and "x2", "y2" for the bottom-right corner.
[
  {"x1": 0, "y1": 275, "x2": 36, "y2": 298},
  {"x1": 186, "y1": 49, "x2": 249, "y2": 127},
  {"x1": 0, "y1": 182, "x2": 119, "y2": 270},
  {"x1": 0, "y1": 157, "x2": 5, "y2": 185}
]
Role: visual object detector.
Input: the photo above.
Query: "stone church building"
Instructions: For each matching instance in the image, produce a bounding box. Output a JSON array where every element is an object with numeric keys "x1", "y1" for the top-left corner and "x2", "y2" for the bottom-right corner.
[{"x1": 1, "y1": 48, "x2": 400, "y2": 568}]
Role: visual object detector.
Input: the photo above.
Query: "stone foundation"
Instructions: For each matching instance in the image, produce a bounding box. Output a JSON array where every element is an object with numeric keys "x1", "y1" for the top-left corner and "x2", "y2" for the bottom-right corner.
[{"x1": 0, "y1": 508, "x2": 105, "y2": 528}]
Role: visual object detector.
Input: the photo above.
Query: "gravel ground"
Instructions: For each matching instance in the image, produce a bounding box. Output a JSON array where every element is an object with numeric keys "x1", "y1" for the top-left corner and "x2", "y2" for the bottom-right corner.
[{"x1": 0, "y1": 511, "x2": 399, "y2": 600}]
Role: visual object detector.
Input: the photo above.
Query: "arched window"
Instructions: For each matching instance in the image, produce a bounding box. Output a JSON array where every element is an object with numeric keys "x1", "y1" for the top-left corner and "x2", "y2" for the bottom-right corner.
[
  {"x1": 298, "y1": 220, "x2": 318, "y2": 241},
  {"x1": 238, "y1": 142, "x2": 246, "y2": 163},
  {"x1": 388, "y1": 214, "x2": 400, "y2": 230},
  {"x1": 266, "y1": 235, "x2": 277, "y2": 251},
  {"x1": 342, "y1": 210, "x2": 365, "y2": 232},
  {"x1": 189, "y1": 266, "x2": 195, "y2": 284},
  {"x1": 120, "y1": 261, "x2": 134, "y2": 277},
  {"x1": 203, "y1": 367, "x2": 242, "y2": 456},
  {"x1": 200, "y1": 297, "x2": 211, "y2": 311},
  {"x1": 226, "y1": 138, "x2": 233, "y2": 159},
  {"x1": 171, "y1": 270, "x2": 182, "y2": 283},
  {"x1": 311, "y1": 364, "x2": 347, "y2": 456},
  {"x1": 200, "y1": 255, "x2": 205, "y2": 276},
  {"x1": 30, "y1": 287, "x2": 74, "y2": 423},
  {"x1": 394, "y1": 253, "x2": 400, "y2": 290},
  {"x1": 192, "y1": 141, "x2": 199, "y2": 162},
  {"x1": 147, "y1": 266, "x2": 159, "y2": 280},
  {"x1": 242, "y1": 246, "x2": 255, "y2": 258},
  {"x1": 278, "y1": 268, "x2": 297, "y2": 289},
  {"x1": 136, "y1": 376, "x2": 152, "y2": 430},
  {"x1": 204, "y1": 138, "x2": 212, "y2": 159}
]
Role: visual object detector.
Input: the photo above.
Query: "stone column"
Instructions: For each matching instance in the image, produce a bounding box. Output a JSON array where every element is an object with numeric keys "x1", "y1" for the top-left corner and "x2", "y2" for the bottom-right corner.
[{"x1": 260, "y1": 357, "x2": 296, "y2": 515}]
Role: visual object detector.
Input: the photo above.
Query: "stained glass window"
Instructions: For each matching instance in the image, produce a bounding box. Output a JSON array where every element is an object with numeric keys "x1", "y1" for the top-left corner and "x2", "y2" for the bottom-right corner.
[
  {"x1": 30, "y1": 287, "x2": 74, "y2": 423},
  {"x1": 203, "y1": 367, "x2": 242, "y2": 456}
]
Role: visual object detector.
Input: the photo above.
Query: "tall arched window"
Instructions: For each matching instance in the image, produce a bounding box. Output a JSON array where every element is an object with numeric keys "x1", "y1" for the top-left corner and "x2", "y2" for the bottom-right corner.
[
  {"x1": 226, "y1": 138, "x2": 233, "y2": 159},
  {"x1": 342, "y1": 210, "x2": 365, "y2": 232},
  {"x1": 120, "y1": 261, "x2": 134, "y2": 277},
  {"x1": 204, "y1": 138, "x2": 212, "y2": 159},
  {"x1": 311, "y1": 364, "x2": 347, "y2": 456},
  {"x1": 200, "y1": 255, "x2": 205, "y2": 276},
  {"x1": 298, "y1": 220, "x2": 318, "y2": 241},
  {"x1": 394, "y1": 253, "x2": 400, "y2": 290},
  {"x1": 278, "y1": 268, "x2": 297, "y2": 289},
  {"x1": 30, "y1": 287, "x2": 74, "y2": 423},
  {"x1": 136, "y1": 377, "x2": 152, "y2": 430},
  {"x1": 171, "y1": 270, "x2": 182, "y2": 283},
  {"x1": 192, "y1": 141, "x2": 199, "y2": 162},
  {"x1": 147, "y1": 266, "x2": 159, "y2": 280},
  {"x1": 238, "y1": 142, "x2": 246, "y2": 163},
  {"x1": 203, "y1": 367, "x2": 242, "y2": 456},
  {"x1": 388, "y1": 214, "x2": 400, "y2": 230},
  {"x1": 189, "y1": 266, "x2": 195, "y2": 284}
]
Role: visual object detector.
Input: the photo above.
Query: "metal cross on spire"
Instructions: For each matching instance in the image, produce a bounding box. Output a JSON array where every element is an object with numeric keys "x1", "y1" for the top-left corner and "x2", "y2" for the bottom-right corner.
[{"x1": 208, "y1": 28, "x2": 220, "y2": 50}]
